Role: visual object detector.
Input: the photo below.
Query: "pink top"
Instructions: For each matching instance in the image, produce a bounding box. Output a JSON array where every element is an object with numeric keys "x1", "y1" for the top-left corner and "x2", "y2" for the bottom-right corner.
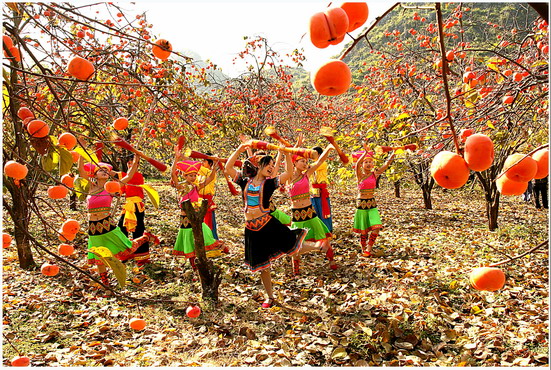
[
  {"x1": 179, "y1": 185, "x2": 199, "y2": 205},
  {"x1": 87, "y1": 189, "x2": 112, "y2": 212},
  {"x1": 289, "y1": 175, "x2": 310, "y2": 201},
  {"x1": 359, "y1": 173, "x2": 377, "y2": 190}
]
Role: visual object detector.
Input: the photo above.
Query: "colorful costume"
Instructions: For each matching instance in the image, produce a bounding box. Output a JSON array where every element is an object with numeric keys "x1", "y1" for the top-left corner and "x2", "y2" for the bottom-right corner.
[
  {"x1": 289, "y1": 175, "x2": 331, "y2": 241},
  {"x1": 117, "y1": 171, "x2": 150, "y2": 266},
  {"x1": 235, "y1": 173, "x2": 306, "y2": 272},
  {"x1": 198, "y1": 165, "x2": 218, "y2": 239},
  {"x1": 87, "y1": 189, "x2": 139, "y2": 265},
  {"x1": 310, "y1": 161, "x2": 333, "y2": 232},
  {"x1": 353, "y1": 173, "x2": 383, "y2": 234},
  {"x1": 173, "y1": 182, "x2": 221, "y2": 258}
]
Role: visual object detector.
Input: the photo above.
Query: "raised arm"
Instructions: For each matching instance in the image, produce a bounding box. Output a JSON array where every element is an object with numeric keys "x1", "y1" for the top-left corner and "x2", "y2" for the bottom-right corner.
[
  {"x1": 272, "y1": 150, "x2": 283, "y2": 177},
  {"x1": 278, "y1": 149, "x2": 294, "y2": 184},
  {"x1": 171, "y1": 145, "x2": 184, "y2": 190},
  {"x1": 120, "y1": 156, "x2": 140, "y2": 184},
  {"x1": 225, "y1": 142, "x2": 249, "y2": 180},
  {"x1": 197, "y1": 160, "x2": 219, "y2": 191},
  {"x1": 305, "y1": 144, "x2": 333, "y2": 177},
  {"x1": 78, "y1": 155, "x2": 90, "y2": 181},
  {"x1": 375, "y1": 152, "x2": 396, "y2": 177},
  {"x1": 355, "y1": 149, "x2": 369, "y2": 181}
]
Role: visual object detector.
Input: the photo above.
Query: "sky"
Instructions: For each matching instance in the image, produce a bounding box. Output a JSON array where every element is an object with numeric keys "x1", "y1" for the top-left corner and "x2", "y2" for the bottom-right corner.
[{"x1": 128, "y1": 1, "x2": 389, "y2": 77}]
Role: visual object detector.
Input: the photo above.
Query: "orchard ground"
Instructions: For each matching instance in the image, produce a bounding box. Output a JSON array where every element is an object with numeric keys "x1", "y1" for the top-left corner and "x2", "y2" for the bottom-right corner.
[{"x1": 2, "y1": 178, "x2": 549, "y2": 366}]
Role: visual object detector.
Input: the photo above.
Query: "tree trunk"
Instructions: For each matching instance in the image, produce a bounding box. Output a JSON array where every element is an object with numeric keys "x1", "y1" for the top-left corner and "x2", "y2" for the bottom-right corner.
[
  {"x1": 394, "y1": 181, "x2": 401, "y2": 198},
  {"x1": 487, "y1": 195, "x2": 500, "y2": 231},
  {"x1": 181, "y1": 199, "x2": 221, "y2": 302},
  {"x1": 422, "y1": 185, "x2": 433, "y2": 210}
]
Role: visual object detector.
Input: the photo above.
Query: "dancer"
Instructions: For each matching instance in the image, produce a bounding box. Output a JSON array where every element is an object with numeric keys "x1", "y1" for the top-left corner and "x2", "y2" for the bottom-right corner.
[
  {"x1": 170, "y1": 146, "x2": 222, "y2": 273},
  {"x1": 225, "y1": 141, "x2": 322, "y2": 308},
  {"x1": 310, "y1": 146, "x2": 333, "y2": 234},
  {"x1": 353, "y1": 145, "x2": 395, "y2": 257},
  {"x1": 117, "y1": 155, "x2": 151, "y2": 267},
  {"x1": 287, "y1": 144, "x2": 338, "y2": 275},
  {"x1": 197, "y1": 152, "x2": 219, "y2": 239},
  {"x1": 78, "y1": 156, "x2": 158, "y2": 287}
]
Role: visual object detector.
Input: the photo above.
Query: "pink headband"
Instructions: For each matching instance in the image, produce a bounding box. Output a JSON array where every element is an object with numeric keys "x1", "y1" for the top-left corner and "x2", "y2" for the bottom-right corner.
[
  {"x1": 292, "y1": 154, "x2": 305, "y2": 163},
  {"x1": 84, "y1": 162, "x2": 113, "y2": 175},
  {"x1": 176, "y1": 160, "x2": 202, "y2": 175},
  {"x1": 352, "y1": 151, "x2": 374, "y2": 162}
]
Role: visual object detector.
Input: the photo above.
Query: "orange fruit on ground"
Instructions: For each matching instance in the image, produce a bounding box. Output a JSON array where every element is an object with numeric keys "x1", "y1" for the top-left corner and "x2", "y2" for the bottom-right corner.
[
  {"x1": 17, "y1": 106, "x2": 34, "y2": 120},
  {"x1": 3, "y1": 233, "x2": 12, "y2": 248},
  {"x1": 58, "y1": 230, "x2": 76, "y2": 242},
  {"x1": 496, "y1": 175, "x2": 528, "y2": 196},
  {"x1": 186, "y1": 305, "x2": 201, "y2": 318},
  {"x1": 3, "y1": 35, "x2": 14, "y2": 49},
  {"x1": 430, "y1": 151, "x2": 470, "y2": 189},
  {"x1": 113, "y1": 117, "x2": 129, "y2": 130},
  {"x1": 61, "y1": 219, "x2": 80, "y2": 234},
  {"x1": 152, "y1": 39, "x2": 172, "y2": 60},
  {"x1": 70, "y1": 150, "x2": 80, "y2": 163},
  {"x1": 340, "y1": 2, "x2": 368, "y2": 32},
  {"x1": 67, "y1": 56, "x2": 95, "y2": 80},
  {"x1": 309, "y1": 7, "x2": 349, "y2": 48},
  {"x1": 58, "y1": 243, "x2": 75, "y2": 256},
  {"x1": 503, "y1": 153, "x2": 537, "y2": 182},
  {"x1": 47, "y1": 185, "x2": 69, "y2": 199},
  {"x1": 311, "y1": 59, "x2": 351, "y2": 96},
  {"x1": 531, "y1": 148, "x2": 549, "y2": 179},
  {"x1": 61, "y1": 174, "x2": 75, "y2": 188},
  {"x1": 129, "y1": 318, "x2": 147, "y2": 331},
  {"x1": 104, "y1": 181, "x2": 121, "y2": 193},
  {"x1": 26, "y1": 119, "x2": 50, "y2": 138},
  {"x1": 464, "y1": 133, "x2": 494, "y2": 171},
  {"x1": 469, "y1": 267, "x2": 506, "y2": 291},
  {"x1": 4, "y1": 160, "x2": 28, "y2": 180},
  {"x1": 41, "y1": 263, "x2": 60, "y2": 277},
  {"x1": 58, "y1": 132, "x2": 77, "y2": 150},
  {"x1": 10, "y1": 356, "x2": 31, "y2": 367}
]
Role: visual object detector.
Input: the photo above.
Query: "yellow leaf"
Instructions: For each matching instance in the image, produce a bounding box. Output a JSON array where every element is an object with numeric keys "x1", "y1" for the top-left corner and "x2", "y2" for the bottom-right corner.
[
  {"x1": 486, "y1": 63, "x2": 499, "y2": 73},
  {"x1": 140, "y1": 184, "x2": 159, "y2": 209},
  {"x1": 487, "y1": 121, "x2": 495, "y2": 129},
  {"x1": 90, "y1": 247, "x2": 113, "y2": 258},
  {"x1": 470, "y1": 305, "x2": 482, "y2": 314},
  {"x1": 449, "y1": 280, "x2": 458, "y2": 289},
  {"x1": 74, "y1": 147, "x2": 98, "y2": 164}
]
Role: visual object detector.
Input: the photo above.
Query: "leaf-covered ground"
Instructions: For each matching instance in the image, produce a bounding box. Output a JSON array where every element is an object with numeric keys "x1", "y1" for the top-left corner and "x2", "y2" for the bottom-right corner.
[{"x1": 2, "y1": 180, "x2": 549, "y2": 366}]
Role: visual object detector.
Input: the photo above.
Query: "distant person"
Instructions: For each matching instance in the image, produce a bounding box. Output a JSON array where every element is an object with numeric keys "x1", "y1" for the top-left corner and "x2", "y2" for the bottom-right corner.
[
  {"x1": 533, "y1": 176, "x2": 548, "y2": 209},
  {"x1": 522, "y1": 180, "x2": 533, "y2": 202},
  {"x1": 310, "y1": 146, "x2": 333, "y2": 234}
]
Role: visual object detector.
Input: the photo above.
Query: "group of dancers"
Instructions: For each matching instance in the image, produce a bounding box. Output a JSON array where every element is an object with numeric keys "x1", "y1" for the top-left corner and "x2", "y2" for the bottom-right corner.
[{"x1": 79, "y1": 138, "x2": 395, "y2": 308}]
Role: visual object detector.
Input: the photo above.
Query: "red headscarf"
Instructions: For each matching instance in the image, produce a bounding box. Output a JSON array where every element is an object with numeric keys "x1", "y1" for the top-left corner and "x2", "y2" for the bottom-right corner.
[{"x1": 176, "y1": 160, "x2": 202, "y2": 175}]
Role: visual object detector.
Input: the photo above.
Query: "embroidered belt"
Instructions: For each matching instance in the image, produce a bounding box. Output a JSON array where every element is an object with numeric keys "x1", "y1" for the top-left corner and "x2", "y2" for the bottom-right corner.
[
  {"x1": 290, "y1": 193, "x2": 310, "y2": 201},
  {"x1": 180, "y1": 214, "x2": 191, "y2": 229},
  {"x1": 245, "y1": 213, "x2": 271, "y2": 231},
  {"x1": 357, "y1": 198, "x2": 377, "y2": 210},
  {"x1": 360, "y1": 189, "x2": 375, "y2": 198},
  {"x1": 292, "y1": 205, "x2": 317, "y2": 222},
  {"x1": 88, "y1": 217, "x2": 116, "y2": 235}
]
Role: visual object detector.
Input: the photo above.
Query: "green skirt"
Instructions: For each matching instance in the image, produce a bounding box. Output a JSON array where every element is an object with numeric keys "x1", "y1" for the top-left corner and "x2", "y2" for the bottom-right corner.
[
  {"x1": 270, "y1": 209, "x2": 291, "y2": 226},
  {"x1": 291, "y1": 216, "x2": 331, "y2": 241},
  {"x1": 353, "y1": 208, "x2": 382, "y2": 234},
  {"x1": 87, "y1": 227, "x2": 135, "y2": 265},
  {"x1": 173, "y1": 223, "x2": 221, "y2": 258}
]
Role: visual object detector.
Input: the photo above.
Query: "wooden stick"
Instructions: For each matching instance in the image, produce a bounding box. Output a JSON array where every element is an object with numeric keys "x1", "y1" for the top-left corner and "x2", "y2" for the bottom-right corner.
[
  {"x1": 264, "y1": 126, "x2": 292, "y2": 147},
  {"x1": 111, "y1": 136, "x2": 167, "y2": 172},
  {"x1": 320, "y1": 126, "x2": 349, "y2": 164}
]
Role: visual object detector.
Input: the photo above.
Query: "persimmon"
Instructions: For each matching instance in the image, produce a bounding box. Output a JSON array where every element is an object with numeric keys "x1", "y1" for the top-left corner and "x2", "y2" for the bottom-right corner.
[
  {"x1": 61, "y1": 174, "x2": 75, "y2": 188},
  {"x1": 10, "y1": 356, "x2": 31, "y2": 367},
  {"x1": 464, "y1": 133, "x2": 494, "y2": 171},
  {"x1": 17, "y1": 107, "x2": 34, "y2": 120},
  {"x1": 469, "y1": 267, "x2": 506, "y2": 291},
  {"x1": 47, "y1": 185, "x2": 69, "y2": 199},
  {"x1": 58, "y1": 243, "x2": 75, "y2": 256},
  {"x1": 531, "y1": 148, "x2": 549, "y2": 179},
  {"x1": 58, "y1": 132, "x2": 77, "y2": 150},
  {"x1": 104, "y1": 181, "x2": 121, "y2": 193},
  {"x1": 340, "y1": 2, "x2": 368, "y2": 32},
  {"x1": 41, "y1": 263, "x2": 60, "y2": 277},
  {"x1": 61, "y1": 219, "x2": 80, "y2": 234},
  {"x1": 4, "y1": 160, "x2": 28, "y2": 180},
  {"x1": 129, "y1": 318, "x2": 146, "y2": 331},
  {"x1": 67, "y1": 56, "x2": 95, "y2": 81},
  {"x1": 502, "y1": 95, "x2": 514, "y2": 104},
  {"x1": 3, "y1": 35, "x2": 14, "y2": 49},
  {"x1": 70, "y1": 150, "x2": 80, "y2": 163},
  {"x1": 113, "y1": 117, "x2": 129, "y2": 130},
  {"x1": 496, "y1": 175, "x2": 528, "y2": 196},
  {"x1": 3, "y1": 233, "x2": 12, "y2": 248},
  {"x1": 5, "y1": 46, "x2": 21, "y2": 61},
  {"x1": 430, "y1": 151, "x2": 470, "y2": 189},
  {"x1": 26, "y1": 119, "x2": 50, "y2": 138},
  {"x1": 186, "y1": 305, "x2": 201, "y2": 318},
  {"x1": 309, "y1": 7, "x2": 349, "y2": 49},
  {"x1": 152, "y1": 39, "x2": 172, "y2": 60},
  {"x1": 58, "y1": 230, "x2": 76, "y2": 242},
  {"x1": 22, "y1": 116, "x2": 34, "y2": 129},
  {"x1": 503, "y1": 153, "x2": 537, "y2": 182},
  {"x1": 459, "y1": 128, "x2": 474, "y2": 142},
  {"x1": 311, "y1": 59, "x2": 351, "y2": 96}
]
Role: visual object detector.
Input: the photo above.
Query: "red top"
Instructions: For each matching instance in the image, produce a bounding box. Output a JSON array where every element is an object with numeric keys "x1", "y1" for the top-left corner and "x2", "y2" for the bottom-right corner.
[{"x1": 121, "y1": 172, "x2": 145, "y2": 198}]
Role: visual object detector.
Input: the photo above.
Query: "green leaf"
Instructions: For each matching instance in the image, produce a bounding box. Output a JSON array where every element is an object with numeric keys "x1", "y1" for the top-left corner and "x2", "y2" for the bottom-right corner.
[
  {"x1": 58, "y1": 147, "x2": 74, "y2": 175},
  {"x1": 41, "y1": 150, "x2": 57, "y2": 172},
  {"x1": 73, "y1": 176, "x2": 90, "y2": 201}
]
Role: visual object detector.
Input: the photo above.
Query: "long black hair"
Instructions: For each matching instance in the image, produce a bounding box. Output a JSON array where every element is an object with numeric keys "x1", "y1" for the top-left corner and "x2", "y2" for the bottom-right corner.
[{"x1": 243, "y1": 153, "x2": 274, "y2": 178}]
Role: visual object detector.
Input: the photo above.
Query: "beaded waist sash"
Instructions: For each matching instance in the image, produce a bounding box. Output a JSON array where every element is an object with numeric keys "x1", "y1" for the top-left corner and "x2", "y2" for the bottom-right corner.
[
  {"x1": 180, "y1": 214, "x2": 191, "y2": 229},
  {"x1": 357, "y1": 198, "x2": 377, "y2": 210},
  {"x1": 245, "y1": 213, "x2": 272, "y2": 231},
  {"x1": 292, "y1": 205, "x2": 317, "y2": 222},
  {"x1": 290, "y1": 192, "x2": 310, "y2": 201},
  {"x1": 88, "y1": 217, "x2": 116, "y2": 235}
]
